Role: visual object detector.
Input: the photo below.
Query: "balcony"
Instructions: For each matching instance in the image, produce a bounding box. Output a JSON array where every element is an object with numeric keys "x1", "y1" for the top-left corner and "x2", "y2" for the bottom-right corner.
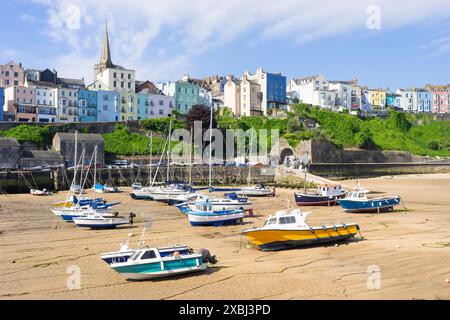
[{"x1": 15, "y1": 104, "x2": 36, "y2": 114}]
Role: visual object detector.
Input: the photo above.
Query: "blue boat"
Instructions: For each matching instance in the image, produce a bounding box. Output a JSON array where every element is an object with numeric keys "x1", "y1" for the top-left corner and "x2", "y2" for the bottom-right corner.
[
  {"x1": 337, "y1": 188, "x2": 401, "y2": 213},
  {"x1": 186, "y1": 202, "x2": 245, "y2": 227}
]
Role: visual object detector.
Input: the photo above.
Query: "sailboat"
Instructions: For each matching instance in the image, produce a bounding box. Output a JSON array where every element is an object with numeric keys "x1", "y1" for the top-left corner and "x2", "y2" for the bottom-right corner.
[
  {"x1": 52, "y1": 145, "x2": 120, "y2": 220},
  {"x1": 238, "y1": 128, "x2": 275, "y2": 197}
]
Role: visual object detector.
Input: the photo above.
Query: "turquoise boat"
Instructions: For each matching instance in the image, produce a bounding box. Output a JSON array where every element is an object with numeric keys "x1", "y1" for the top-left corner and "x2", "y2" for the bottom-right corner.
[
  {"x1": 101, "y1": 244, "x2": 217, "y2": 280},
  {"x1": 338, "y1": 187, "x2": 401, "y2": 213}
]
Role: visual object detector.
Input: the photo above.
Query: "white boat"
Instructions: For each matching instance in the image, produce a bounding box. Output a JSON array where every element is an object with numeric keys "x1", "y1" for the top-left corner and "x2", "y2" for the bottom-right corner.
[
  {"x1": 147, "y1": 185, "x2": 192, "y2": 202},
  {"x1": 182, "y1": 193, "x2": 252, "y2": 212},
  {"x1": 30, "y1": 188, "x2": 52, "y2": 196},
  {"x1": 51, "y1": 206, "x2": 118, "y2": 221},
  {"x1": 73, "y1": 212, "x2": 129, "y2": 229},
  {"x1": 239, "y1": 184, "x2": 275, "y2": 197},
  {"x1": 70, "y1": 184, "x2": 84, "y2": 194},
  {"x1": 186, "y1": 202, "x2": 245, "y2": 227}
]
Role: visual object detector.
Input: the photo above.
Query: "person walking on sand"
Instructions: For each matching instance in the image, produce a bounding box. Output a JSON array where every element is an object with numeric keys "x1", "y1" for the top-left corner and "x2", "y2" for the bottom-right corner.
[{"x1": 129, "y1": 212, "x2": 136, "y2": 225}]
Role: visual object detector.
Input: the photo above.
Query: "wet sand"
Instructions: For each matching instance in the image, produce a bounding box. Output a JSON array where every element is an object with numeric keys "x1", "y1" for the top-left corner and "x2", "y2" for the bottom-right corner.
[{"x1": 0, "y1": 173, "x2": 449, "y2": 300}]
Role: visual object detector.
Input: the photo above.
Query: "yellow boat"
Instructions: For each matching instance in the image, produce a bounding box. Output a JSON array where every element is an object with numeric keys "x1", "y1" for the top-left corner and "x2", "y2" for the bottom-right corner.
[{"x1": 243, "y1": 209, "x2": 360, "y2": 251}]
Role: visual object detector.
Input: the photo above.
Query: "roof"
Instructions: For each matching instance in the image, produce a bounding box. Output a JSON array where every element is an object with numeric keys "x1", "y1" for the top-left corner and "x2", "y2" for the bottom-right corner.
[
  {"x1": 21, "y1": 150, "x2": 63, "y2": 160},
  {"x1": 291, "y1": 75, "x2": 320, "y2": 85},
  {"x1": 54, "y1": 133, "x2": 104, "y2": 142},
  {"x1": 136, "y1": 81, "x2": 163, "y2": 95},
  {"x1": 27, "y1": 80, "x2": 58, "y2": 88},
  {"x1": 57, "y1": 77, "x2": 85, "y2": 88},
  {"x1": 0, "y1": 137, "x2": 20, "y2": 147}
]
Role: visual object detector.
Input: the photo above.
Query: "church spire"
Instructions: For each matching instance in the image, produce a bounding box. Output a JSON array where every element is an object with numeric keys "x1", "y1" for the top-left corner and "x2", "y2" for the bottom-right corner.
[{"x1": 99, "y1": 21, "x2": 113, "y2": 67}]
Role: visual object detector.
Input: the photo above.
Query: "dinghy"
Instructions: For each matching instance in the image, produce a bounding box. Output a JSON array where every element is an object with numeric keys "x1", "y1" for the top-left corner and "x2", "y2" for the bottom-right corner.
[
  {"x1": 30, "y1": 188, "x2": 52, "y2": 196},
  {"x1": 239, "y1": 184, "x2": 275, "y2": 197},
  {"x1": 243, "y1": 209, "x2": 360, "y2": 251},
  {"x1": 337, "y1": 187, "x2": 401, "y2": 213}
]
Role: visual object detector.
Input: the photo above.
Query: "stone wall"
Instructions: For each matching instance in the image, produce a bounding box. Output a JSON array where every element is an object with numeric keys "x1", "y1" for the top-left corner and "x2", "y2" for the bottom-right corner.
[{"x1": 296, "y1": 140, "x2": 429, "y2": 164}]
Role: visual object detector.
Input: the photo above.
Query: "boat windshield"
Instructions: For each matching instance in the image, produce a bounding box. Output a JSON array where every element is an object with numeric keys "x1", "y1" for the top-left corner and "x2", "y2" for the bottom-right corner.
[
  {"x1": 140, "y1": 250, "x2": 157, "y2": 260},
  {"x1": 279, "y1": 216, "x2": 296, "y2": 224}
]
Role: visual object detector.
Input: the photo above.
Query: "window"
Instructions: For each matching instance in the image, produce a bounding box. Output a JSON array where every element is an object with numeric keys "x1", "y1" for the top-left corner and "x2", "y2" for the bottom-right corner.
[
  {"x1": 113, "y1": 81, "x2": 117, "y2": 87},
  {"x1": 128, "y1": 82, "x2": 131, "y2": 89},
  {"x1": 121, "y1": 73, "x2": 124, "y2": 79},
  {"x1": 113, "y1": 72, "x2": 117, "y2": 78},
  {"x1": 128, "y1": 74, "x2": 131, "y2": 79},
  {"x1": 14, "y1": 72, "x2": 18, "y2": 78},
  {"x1": 159, "y1": 100, "x2": 164, "y2": 106}
]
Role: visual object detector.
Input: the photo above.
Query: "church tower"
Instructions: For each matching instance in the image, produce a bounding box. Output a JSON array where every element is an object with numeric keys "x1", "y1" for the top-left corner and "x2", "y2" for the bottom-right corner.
[{"x1": 94, "y1": 22, "x2": 116, "y2": 79}]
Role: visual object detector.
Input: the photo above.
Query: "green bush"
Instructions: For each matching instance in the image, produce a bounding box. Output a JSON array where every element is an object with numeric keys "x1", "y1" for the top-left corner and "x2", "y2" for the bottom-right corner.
[{"x1": 0, "y1": 125, "x2": 52, "y2": 147}]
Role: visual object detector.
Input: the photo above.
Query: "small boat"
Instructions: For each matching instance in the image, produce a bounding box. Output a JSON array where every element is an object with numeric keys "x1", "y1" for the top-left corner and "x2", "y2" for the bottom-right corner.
[
  {"x1": 238, "y1": 184, "x2": 275, "y2": 197},
  {"x1": 70, "y1": 184, "x2": 85, "y2": 194},
  {"x1": 243, "y1": 209, "x2": 360, "y2": 251},
  {"x1": 147, "y1": 184, "x2": 193, "y2": 202},
  {"x1": 100, "y1": 232, "x2": 217, "y2": 280},
  {"x1": 30, "y1": 188, "x2": 53, "y2": 196},
  {"x1": 337, "y1": 187, "x2": 401, "y2": 213},
  {"x1": 93, "y1": 183, "x2": 119, "y2": 193},
  {"x1": 73, "y1": 212, "x2": 129, "y2": 229},
  {"x1": 294, "y1": 185, "x2": 346, "y2": 206},
  {"x1": 131, "y1": 182, "x2": 142, "y2": 191},
  {"x1": 186, "y1": 202, "x2": 245, "y2": 227},
  {"x1": 177, "y1": 193, "x2": 252, "y2": 213}
]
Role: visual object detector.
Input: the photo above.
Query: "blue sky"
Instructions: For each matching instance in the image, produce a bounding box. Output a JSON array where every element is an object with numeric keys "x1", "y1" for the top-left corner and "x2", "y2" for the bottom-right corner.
[{"x1": 1, "y1": 0, "x2": 449, "y2": 89}]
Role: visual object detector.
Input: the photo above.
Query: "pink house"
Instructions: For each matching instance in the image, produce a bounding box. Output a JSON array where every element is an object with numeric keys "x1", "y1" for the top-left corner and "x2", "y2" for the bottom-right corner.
[
  {"x1": 0, "y1": 61, "x2": 25, "y2": 88},
  {"x1": 4, "y1": 85, "x2": 36, "y2": 122},
  {"x1": 428, "y1": 85, "x2": 450, "y2": 113}
]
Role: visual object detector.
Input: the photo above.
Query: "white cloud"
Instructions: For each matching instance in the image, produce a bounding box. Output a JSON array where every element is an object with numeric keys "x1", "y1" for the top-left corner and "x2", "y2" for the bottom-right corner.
[
  {"x1": 419, "y1": 35, "x2": 450, "y2": 58},
  {"x1": 32, "y1": 0, "x2": 450, "y2": 82},
  {"x1": 20, "y1": 13, "x2": 36, "y2": 23}
]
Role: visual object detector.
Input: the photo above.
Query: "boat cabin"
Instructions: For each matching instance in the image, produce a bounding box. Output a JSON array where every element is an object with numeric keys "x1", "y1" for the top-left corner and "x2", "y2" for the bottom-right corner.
[
  {"x1": 262, "y1": 209, "x2": 310, "y2": 229},
  {"x1": 318, "y1": 185, "x2": 344, "y2": 196},
  {"x1": 346, "y1": 189, "x2": 369, "y2": 200}
]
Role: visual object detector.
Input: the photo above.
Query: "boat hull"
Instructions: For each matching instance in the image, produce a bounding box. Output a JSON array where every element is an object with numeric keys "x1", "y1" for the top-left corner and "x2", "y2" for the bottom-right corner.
[
  {"x1": 187, "y1": 211, "x2": 245, "y2": 227},
  {"x1": 244, "y1": 224, "x2": 359, "y2": 251},
  {"x1": 73, "y1": 217, "x2": 129, "y2": 229},
  {"x1": 239, "y1": 189, "x2": 274, "y2": 197},
  {"x1": 294, "y1": 192, "x2": 346, "y2": 206},
  {"x1": 112, "y1": 257, "x2": 206, "y2": 280},
  {"x1": 338, "y1": 196, "x2": 401, "y2": 213}
]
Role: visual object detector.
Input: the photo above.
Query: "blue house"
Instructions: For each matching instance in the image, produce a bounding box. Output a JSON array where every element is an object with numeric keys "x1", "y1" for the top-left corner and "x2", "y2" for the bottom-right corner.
[
  {"x1": 417, "y1": 90, "x2": 432, "y2": 113},
  {"x1": 386, "y1": 92, "x2": 401, "y2": 109},
  {"x1": 79, "y1": 89, "x2": 98, "y2": 122},
  {"x1": 0, "y1": 87, "x2": 4, "y2": 121},
  {"x1": 136, "y1": 93, "x2": 149, "y2": 120},
  {"x1": 266, "y1": 72, "x2": 287, "y2": 112},
  {"x1": 96, "y1": 90, "x2": 120, "y2": 122}
]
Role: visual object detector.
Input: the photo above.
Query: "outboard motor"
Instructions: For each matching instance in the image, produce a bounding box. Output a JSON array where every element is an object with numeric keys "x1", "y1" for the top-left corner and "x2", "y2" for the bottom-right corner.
[{"x1": 197, "y1": 248, "x2": 217, "y2": 265}]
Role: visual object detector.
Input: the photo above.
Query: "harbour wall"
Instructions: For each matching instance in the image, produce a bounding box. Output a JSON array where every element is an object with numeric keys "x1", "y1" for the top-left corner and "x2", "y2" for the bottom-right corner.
[{"x1": 0, "y1": 166, "x2": 275, "y2": 194}]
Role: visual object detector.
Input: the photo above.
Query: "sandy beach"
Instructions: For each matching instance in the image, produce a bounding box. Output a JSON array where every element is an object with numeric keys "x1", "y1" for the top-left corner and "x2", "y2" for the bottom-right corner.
[{"x1": 0, "y1": 173, "x2": 449, "y2": 300}]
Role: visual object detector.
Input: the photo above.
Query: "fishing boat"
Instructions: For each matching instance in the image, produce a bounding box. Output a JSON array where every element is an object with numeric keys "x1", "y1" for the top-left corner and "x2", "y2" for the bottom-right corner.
[
  {"x1": 100, "y1": 228, "x2": 217, "y2": 280},
  {"x1": 243, "y1": 208, "x2": 360, "y2": 251},
  {"x1": 337, "y1": 187, "x2": 401, "y2": 213},
  {"x1": 73, "y1": 212, "x2": 129, "y2": 229},
  {"x1": 186, "y1": 202, "x2": 245, "y2": 227},
  {"x1": 178, "y1": 192, "x2": 252, "y2": 213},
  {"x1": 239, "y1": 184, "x2": 275, "y2": 197},
  {"x1": 294, "y1": 184, "x2": 346, "y2": 206},
  {"x1": 30, "y1": 188, "x2": 52, "y2": 196}
]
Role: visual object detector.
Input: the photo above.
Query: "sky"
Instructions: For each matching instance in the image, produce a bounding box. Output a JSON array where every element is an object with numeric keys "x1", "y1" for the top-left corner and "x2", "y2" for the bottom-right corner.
[{"x1": 0, "y1": 0, "x2": 449, "y2": 90}]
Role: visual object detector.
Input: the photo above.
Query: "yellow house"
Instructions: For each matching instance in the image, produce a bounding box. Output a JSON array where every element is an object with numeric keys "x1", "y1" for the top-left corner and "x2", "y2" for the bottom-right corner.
[
  {"x1": 368, "y1": 89, "x2": 386, "y2": 109},
  {"x1": 119, "y1": 91, "x2": 138, "y2": 121}
]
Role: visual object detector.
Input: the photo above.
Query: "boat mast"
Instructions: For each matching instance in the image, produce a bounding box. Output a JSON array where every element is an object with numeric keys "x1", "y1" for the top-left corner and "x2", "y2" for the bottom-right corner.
[
  {"x1": 148, "y1": 132, "x2": 153, "y2": 187},
  {"x1": 189, "y1": 126, "x2": 193, "y2": 186},
  {"x1": 93, "y1": 145, "x2": 97, "y2": 195},
  {"x1": 73, "y1": 131, "x2": 78, "y2": 191},
  {"x1": 247, "y1": 127, "x2": 254, "y2": 186},
  {"x1": 209, "y1": 105, "x2": 213, "y2": 188},
  {"x1": 167, "y1": 117, "x2": 172, "y2": 183}
]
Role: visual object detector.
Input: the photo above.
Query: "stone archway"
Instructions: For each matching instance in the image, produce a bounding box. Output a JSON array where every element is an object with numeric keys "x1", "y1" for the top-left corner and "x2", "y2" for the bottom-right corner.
[{"x1": 280, "y1": 148, "x2": 294, "y2": 164}]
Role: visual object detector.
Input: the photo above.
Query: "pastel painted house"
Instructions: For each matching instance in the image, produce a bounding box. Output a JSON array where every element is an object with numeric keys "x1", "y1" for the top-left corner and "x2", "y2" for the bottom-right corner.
[
  {"x1": 120, "y1": 91, "x2": 138, "y2": 121},
  {"x1": 79, "y1": 90, "x2": 98, "y2": 122},
  {"x1": 158, "y1": 80, "x2": 201, "y2": 114},
  {"x1": 396, "y1": 89, "x2": 417, "y2": 112},
  {"x1": 0, "y1": 87, "x2": 4, "y2": 121},
  {"x1": 368, "y1": 89, "x2": 386, "y2": 109},
  {"x1": 96, "y1": 90, "x2": 120, "y2": 122},
  {"x1": 416, "y1": 90, "x2": 432, "y2": 113},
  {"x1": 386, "y1": 92, "x2": 401, "y2": 109},
  {"x1": 4, "y1": 85, "x2": 37, "y2": 122},
  {"x1": 427, "y1": 85, "x2": 450, "y2": 113}
]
